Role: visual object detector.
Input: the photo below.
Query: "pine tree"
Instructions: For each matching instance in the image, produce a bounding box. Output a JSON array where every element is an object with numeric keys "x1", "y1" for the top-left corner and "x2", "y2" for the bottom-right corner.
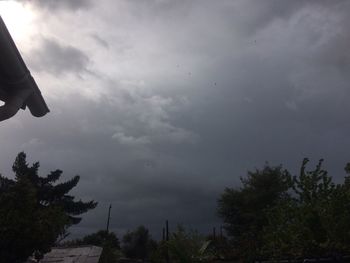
[{"x1": 0, "y1": 152, "x2": 97, "y2": 262}]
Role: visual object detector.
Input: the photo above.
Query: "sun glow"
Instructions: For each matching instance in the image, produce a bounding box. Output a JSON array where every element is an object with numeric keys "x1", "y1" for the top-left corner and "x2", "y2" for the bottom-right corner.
[{"x1": 0, "y1": 1, "x2": 35, "y2": 43}]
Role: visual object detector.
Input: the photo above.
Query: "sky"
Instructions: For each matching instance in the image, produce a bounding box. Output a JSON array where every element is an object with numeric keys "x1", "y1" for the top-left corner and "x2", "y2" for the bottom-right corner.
[{"x1": 1, "y1": 0, "x2": 350, "y2": 240}]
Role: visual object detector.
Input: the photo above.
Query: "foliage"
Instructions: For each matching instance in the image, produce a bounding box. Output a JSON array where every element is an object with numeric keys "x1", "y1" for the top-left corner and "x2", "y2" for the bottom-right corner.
[
  {"x1": 167, "y1": 226, "x2": 213, "y2": 263},
  {"x1": 217, "y1": 164, "x2": 291, "y2": 261},
  {"x1": 0, "y1": 152, "x2": 97, "y2": 262},
  {"x1": 218, "y1": 159, "x2": 350, "y2": 260},
  {"x1": 262, "y1": 158, "x2": 350, "y2": 259},
  {"x1": 150, "y1": 226, "x2": 214, "y2": 263},
  {"x1": 122, "y1": 225, "x2": 157, "y2": 261},
  {"x1": 205, "y1": 234, "x2": 233, "y2": 260}
]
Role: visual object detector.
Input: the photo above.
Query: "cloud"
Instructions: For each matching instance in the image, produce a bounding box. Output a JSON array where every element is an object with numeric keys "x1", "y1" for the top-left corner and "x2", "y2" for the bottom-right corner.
[
  {"x1": 3, "y1": 0, "x2": 350, "y2": 239},
  {"x1": 112, "y1": 132, "x2": 150, "y2": 146},
  {"x1": 220, "y1": 0, "x2": 349, "y2": 36},
  {"x1": 18, "y1": 0, "x2": 92, "y2": 11},
  {"x1": 90, "y1": 34, "x2": 109, "y2": 49},
  {"x1": 21, "y1": 138, "x2": 44, "y2": 149},
  {"x1": 29, "y1": 38, "x2": 90, "y2": 75}
]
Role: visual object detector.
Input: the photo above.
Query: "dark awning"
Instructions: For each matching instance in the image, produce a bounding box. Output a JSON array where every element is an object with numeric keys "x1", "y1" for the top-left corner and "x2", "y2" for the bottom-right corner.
[{"x1": 0, "y1": 15, "x2": 49, "y2": 119}]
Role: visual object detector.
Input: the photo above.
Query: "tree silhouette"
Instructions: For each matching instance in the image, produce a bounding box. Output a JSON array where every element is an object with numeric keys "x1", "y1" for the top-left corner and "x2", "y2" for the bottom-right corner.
[
  {"x1": 263, "y1": 159, "x2": 350, "y2": 259},
  {"x1": 218, "y1": 159, "x2": 350, "y2": 261},
  {"x1": 122, "y1": 225, "x2": 157, "y2": 261},
  {"x1": 217, "y1": 164, "x2": 291, "y2": 261},
  {"x1": 0, "y1": 152, "x2": 97, "y2": 262}
]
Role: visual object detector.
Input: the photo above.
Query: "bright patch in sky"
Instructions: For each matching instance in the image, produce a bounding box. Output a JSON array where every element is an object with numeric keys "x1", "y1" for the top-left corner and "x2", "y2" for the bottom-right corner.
[{"x1": 0, "y1": 1, "x2": 35, "y2": 42}]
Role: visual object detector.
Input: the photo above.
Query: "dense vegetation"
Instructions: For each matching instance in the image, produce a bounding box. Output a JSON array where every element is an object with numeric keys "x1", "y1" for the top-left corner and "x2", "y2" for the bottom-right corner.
[
  {"x1": 218, "y1": 158, "x2": 350, "y2": 261},
  {"x1": 1, "y1": 153, "x2": 350, "y2": 262},
  {"x1": 68, "y1": 225, "x2": 216, "y2": 263}
]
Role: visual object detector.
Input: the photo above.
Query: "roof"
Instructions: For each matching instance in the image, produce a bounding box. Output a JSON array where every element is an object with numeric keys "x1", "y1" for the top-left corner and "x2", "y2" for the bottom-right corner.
[
  {"x1": 0, "y1": 15, "x2": 49, "y2": 118},
  {"x1": 39, "y1": 246, "x2": 103, "y2": 263}
]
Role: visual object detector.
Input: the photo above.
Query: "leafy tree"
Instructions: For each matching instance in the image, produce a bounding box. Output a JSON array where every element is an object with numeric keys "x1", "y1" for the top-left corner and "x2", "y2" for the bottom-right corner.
[
  {"x1": 217, "y1": 164, "x2": 291, "y2": 261},
  {"x1": 122, "y1": 225, "x2": 157, "y2": 261},
  {"x1": 81, "y1": 230, "x2": 120, "y2": 248},
  {"x1": 263, "y1": 159, "x2": 350, "y2": 259},
  {"x1": 205, "y1": 233, "x2": 232, "y2": 261},
  {"x1": 151, "y1": 226, "x2": 215, "y2": 263},
  {"x1": 0, "y1": 152, "x2": 97, "y2": 262},
  {"x1": 218, "y1": 159, "x2": 350, "y2": 261},
  {"x1": 166, "y1": 226, "x2": 213, "y2": 263}
]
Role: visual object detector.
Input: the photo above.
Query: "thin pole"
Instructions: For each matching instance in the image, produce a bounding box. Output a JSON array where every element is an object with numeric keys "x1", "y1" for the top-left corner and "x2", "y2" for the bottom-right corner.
[
  {"x1": 106, "y1": 204, "x2": 112, "y2": 233},
  {"x1": 166, "y1": 220, "x2": 169, "y2": 241},
  {"x1": 166, "y1": 220, "x2": 169, "y2": 263}
]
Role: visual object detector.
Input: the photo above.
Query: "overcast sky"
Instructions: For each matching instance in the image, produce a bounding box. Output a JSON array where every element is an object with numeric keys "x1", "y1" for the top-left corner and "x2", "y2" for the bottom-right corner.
[{"x1": 1, "y1": 0, "x2": 350, "y2": 239}]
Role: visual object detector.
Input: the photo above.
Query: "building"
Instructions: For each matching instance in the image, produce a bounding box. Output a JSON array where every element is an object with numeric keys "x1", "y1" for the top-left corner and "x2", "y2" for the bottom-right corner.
[
  {"x1": 0, "y1": 15, "x2": 49, "y2": 122},
  {"x1": 36, "y1": 246, "x2": 103, "y2": 263}
]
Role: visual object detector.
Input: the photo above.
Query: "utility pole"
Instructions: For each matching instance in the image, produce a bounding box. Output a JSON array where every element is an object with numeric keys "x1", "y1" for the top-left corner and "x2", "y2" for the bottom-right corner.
[
  {"x1": 106, "y1": 204, "x2": 112, "y2": 233},
  {"x1": 165, "y1": 220, "x2": 169, "y2": 263},
  {"x1": 166, "y1": 220, "x2": 169, "y2": 241}
]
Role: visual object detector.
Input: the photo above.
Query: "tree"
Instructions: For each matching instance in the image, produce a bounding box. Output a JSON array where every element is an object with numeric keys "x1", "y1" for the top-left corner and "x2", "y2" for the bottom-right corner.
[
  {"x1": 122, "y1": 225, "x2": 157, "y2": 261},
  {"x1": 217, "y1": 164, "x2": 291, "y2": 261},
  {"x1": 79, "y1": 230, "x2": 120, "y2": 248},
  {"x1": 262, "y1": 159, "x2": 350, "y2": 259},
  {"x1": 0, "y1": 152, "x2": 97, "y2": 262},
  {"x1": 218, "y1": 159, "x2": 350, "y2": 261},
  {"x1": 166, "y1": 226, "x2": 213, "y2": 263}
]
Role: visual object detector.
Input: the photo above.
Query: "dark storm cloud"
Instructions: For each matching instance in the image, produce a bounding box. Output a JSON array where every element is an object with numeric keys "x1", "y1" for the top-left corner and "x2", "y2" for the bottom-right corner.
[
  {"x1": 142, "y1": 0, "x2": 350, "y2": 181},
  {"x1": 3, "y1": 0, "x2": 350, "y2": 238},
  {"x1": 0, "y1": 92, "x2": 218, "y2": 237},
  {"x1": 29, "y1": 38, "x2": 90, "y2": 75},
  {"x1": 18, "y1": 0, "x2": 92, "y2": 11},
  {"x1": 220, "y1": 0, "x2": 349, "y2": 36},
  {"x1": 83, "y1": 168, "x2": 219, "y2": 235}
]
